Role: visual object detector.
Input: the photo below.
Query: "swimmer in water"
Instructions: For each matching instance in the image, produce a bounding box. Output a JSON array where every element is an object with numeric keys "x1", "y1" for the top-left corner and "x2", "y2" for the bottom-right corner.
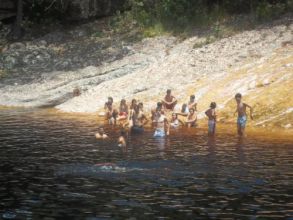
[
  {"x1": 234, "y1": 93, "x2": 253, "y2": 136},
  {"x1": 205, "y1": 102, "x2": 217, "y2": 136},
  {"x1": 118, "y1": 130, "x2": 127, "y2": 147},
  {"x1": 95, "y1": 127, "x2": 108, "y2": 139}
]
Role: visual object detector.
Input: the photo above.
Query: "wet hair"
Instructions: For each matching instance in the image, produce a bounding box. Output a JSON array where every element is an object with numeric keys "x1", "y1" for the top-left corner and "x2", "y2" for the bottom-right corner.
[
  {"x1": 167, "y1": 89, "x2": 171, "y2": 93},
  {"x1": 189, "y1": 108, "x2": 195, "y2": 112},
  {"x1": 210, "y1": 102, "x2": 217, "y2": 109},
  {"x1": 181, "y1": 103, "x2": 187, "y2": 113},
  {"x1": 108, "y1": 97, "x2": 113, "y2": 103},
  {"x1": 190, "y1": 95, "x2": 195, "y2": 99},
  {"x1": 235, "y1": 93, "x2": 242, "y2": 99},
  {"x1": 130, "y1": 99, "x2": 137, "y2": 109},
  {"x1": 120, "y1": 129, "x2": 126, "y2": 136},
  {"x1": 157, "y1": 102, "x2": 162, "y2": 108},
  {"x1": 134, "y1": 104, "x2": 140, "y2": 113},
  {"x1": 172, "y1": 113, "x2": 178, "y2": 119}
]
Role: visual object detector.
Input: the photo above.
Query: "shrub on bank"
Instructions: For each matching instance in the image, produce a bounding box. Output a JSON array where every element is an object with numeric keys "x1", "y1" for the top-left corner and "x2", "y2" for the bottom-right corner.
[{"x1": 112, "y1": 0, "x2": 292, "y2": 37}]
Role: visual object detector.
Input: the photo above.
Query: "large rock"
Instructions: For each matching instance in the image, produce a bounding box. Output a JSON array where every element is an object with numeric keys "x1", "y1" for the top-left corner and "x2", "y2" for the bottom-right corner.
[{"x1": 66, "y1": 0, "x2": 126, "y2": 20}]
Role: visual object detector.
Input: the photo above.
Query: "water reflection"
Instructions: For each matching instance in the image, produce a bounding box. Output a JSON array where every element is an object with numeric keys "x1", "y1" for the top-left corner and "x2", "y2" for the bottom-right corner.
[{"x1": 0, "y1": 108, "x2": 292, "y2": 219}]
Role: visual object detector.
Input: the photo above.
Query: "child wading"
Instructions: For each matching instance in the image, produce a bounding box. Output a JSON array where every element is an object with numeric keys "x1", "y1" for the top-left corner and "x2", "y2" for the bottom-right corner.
[
  {"x1": 118, "y1": 130, "x2": 127, "y2": 147},
  {"x1": 234, "y1": 93, "x2": 253, "y2": 136},
  {"x1": 205, "y1": 102, "x2": 217, "y2": 136}
]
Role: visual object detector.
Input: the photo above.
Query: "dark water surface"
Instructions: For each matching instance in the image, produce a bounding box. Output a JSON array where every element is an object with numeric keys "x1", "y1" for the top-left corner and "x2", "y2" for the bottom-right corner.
[{"x1": 0, "y1": 108, "x2": 292, "y2": 220}]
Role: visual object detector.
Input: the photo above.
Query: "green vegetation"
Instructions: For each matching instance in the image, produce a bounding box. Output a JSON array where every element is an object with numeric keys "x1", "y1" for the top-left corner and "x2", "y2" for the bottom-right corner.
[{"x1": 112, "y1": 0, "x2": 293, "y2": 38}]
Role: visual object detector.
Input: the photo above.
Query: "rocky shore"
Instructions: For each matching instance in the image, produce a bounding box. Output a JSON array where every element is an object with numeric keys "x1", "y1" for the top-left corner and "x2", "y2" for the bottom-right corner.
[{"x1": 0, "y1": 15, "x2": 292, "y2": 128}]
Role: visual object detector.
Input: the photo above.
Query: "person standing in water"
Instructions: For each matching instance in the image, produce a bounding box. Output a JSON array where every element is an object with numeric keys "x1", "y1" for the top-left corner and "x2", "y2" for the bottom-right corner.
[
  {"x1": 186, "y1": 108, "x2": 197, "y2": 127},
  {"x1": 234, "y1": 93, "x2": 253, "y2": 136},
  {"x1": 128, "y1": 99, "x2": 137, "y2": 127},
  {"x1": 104, "y1": 97, "x2": 118, "y2": 125},
  {"x1": 130, "y1": 105, "x2": 148, "y2": 134},
  {"x1": 170, "y1": 113, "x2": 183, "y2": 128},
  {"x1": 205, "y1": 102, "x2": 217, "y2": 136},
  {"x1": 162, "y1": 89, "x2": 177, "y2": 111},
  {"x1": 188, "y1": 95, "x2": 197, "y2": 111},
  {"x1": 118, "y1": 99, "x2": 128, "y2": 120},
  {"x1": 151, "y1": 102, "x2": 164, "y2": 122},
  {"x1": 153, "y1": 110, "x2": 170, "y2": 137}
]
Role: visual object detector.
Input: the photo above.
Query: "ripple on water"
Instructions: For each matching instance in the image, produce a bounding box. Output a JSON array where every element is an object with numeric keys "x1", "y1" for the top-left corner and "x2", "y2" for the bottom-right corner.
[{"x1": 0, "y1": 109, "x2": 292, "y2": 219}]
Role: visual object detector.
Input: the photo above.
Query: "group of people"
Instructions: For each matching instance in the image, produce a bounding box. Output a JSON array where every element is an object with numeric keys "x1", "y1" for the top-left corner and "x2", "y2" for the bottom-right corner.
[{"x1": 95, "y1": 89, "x2": 253, "y2": 146}]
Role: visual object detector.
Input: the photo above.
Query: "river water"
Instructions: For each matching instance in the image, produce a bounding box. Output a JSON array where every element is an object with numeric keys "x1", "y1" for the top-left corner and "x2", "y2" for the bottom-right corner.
[{"x1": 0, "y1": 108, "x2": 292, "y2": 219}]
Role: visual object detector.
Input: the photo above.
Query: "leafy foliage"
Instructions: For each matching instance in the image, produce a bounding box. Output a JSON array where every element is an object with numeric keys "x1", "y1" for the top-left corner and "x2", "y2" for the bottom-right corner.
[{"x1": 119, "y1": 0, "x2": 292, "y2": 35}]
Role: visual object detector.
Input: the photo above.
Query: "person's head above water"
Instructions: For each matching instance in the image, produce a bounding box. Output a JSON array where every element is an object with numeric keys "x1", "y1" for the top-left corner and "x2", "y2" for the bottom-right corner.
[
  {"x1": 98, "y1": 127, "x2": 105, "y2": 134},
  {"x1": 235, "y1": 93, "x2": 242, "y2": 103},
  {"x1": 210, "y1": 102, "x2": 217, "y2": 109}
]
